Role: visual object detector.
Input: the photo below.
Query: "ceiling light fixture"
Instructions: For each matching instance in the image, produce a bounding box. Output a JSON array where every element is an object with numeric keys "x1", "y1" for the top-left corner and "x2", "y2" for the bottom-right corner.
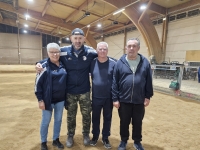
[
  {"x1": 163, "y1": 17, "x2": 166, "y2": 20},
  {"x1": 97, "y1": 24, "x2": 102, "y2": 27},
  {"x1": 23, "y1": 30, "x2": 27, "y2": 33},
  {"x1": 113, "y1": 8, "x2": 125, "y2": 15},
  {"x1": 66, "y1": 37, "x2": 70, "y2": 40},
  {"x1": 58, "y1": 41, "x2": 61, "y2": 43},
  {"x1": 25, "y1": 14, "x2": 30, "y2": 20},
  {"x1": 140, "y1": 5, "x2": 147, "y2": 10},
  {"x1": 87, "y1": 24, "x2": 91, "y2": 28},
  {"x1": 24, "y1": 24, "x2": 28, "y2": 27}
]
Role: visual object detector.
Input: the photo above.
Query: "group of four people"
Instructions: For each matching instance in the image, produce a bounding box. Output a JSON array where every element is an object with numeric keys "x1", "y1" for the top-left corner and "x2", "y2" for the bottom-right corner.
[{"x1": 35, "y1": 28, "x2": 153, "y2": 150}]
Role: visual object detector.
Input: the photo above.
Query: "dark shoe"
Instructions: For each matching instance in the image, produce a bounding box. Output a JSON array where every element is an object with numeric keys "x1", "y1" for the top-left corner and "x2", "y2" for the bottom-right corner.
[
  {"x1": 102, "y1": 139, "x2": 111, "y2": 149},
  {"x1": 118, "y1": 141, "x2": 127, "y2": 150},
  {"x1": 133, "y1": 142, "x2": 144, "y2": 150},
  {"x1": 52, "y1": 138, "x2": 64, "y2": 149},
  {"x1": 41, "y1": 142, "x2": 48, "y2": 150},
  {"x1": 83, "y1": 134, "x2": 90, "y2": 146},
  {"x1": 66, "y1": 134, "x2": 74, "y2": 148},
  {"x1": 90, "y1": 136, "x2": 98, "y2": 146}
]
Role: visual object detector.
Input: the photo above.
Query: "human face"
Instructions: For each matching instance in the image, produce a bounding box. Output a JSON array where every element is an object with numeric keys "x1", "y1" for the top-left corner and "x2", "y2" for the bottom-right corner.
[
  {"x1": 97, "y1": 43, "x2": 108, "y2": 59},
  {"x1": 70, "y1": 35, "x2": 85, "y2": 50},
  {"x1": 126, "y1": 40, "x2": 140, "y2": 60},
  {"x1": 47, "y1": 48, "x2": 60, "y2": 63}
]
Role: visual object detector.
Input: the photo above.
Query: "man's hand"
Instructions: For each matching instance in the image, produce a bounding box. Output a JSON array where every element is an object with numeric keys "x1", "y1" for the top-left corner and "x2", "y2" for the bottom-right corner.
[
  {"x1": 35, "y1": 63, "x2": 43, "y2": 73},
  {"x1": 144, "y1": 98, "x2": 150, "y2": 107},
  {"x1": 38, "y1": 101, "x2": 45, "y2": 110},
  {"x1": 113, "y1": 101, "x2": 120, "y2": 109}
]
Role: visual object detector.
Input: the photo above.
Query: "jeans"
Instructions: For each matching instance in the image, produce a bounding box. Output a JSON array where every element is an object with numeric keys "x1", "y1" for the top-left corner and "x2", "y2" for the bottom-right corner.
[{"x1": 40, "y1": 101, "x2": 64, "y2": 142}]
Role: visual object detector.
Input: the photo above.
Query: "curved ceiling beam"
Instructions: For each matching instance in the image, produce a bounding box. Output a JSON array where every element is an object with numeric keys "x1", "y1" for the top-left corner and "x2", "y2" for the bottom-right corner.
[{"x1": 103, "y1": 0, "x2": 163, "y2": 63}]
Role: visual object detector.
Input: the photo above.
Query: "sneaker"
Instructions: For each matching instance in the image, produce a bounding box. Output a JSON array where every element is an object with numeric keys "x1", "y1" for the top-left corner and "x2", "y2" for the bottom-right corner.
[
  {"x1": 83, "y1": 134, "x2": 90, "y2": 146},
  {"x1": 90, "y1": 137, "x2": 98, "y2": 146},
  {"x1": 66, "y1": 134, "x2": 74, "y2": 148},
  {"x1": 52, "y1": 138, "x2": 64, "y2": 149},
  {"x1": 102, "y1": 139, "x2": 111, "y2": 149},
  {"x1": 41, "y1": 142, "x2": 48, "y2": 150},
  {"x1": 118, "y1": 141, "x2": 127, "y2": 150},
  {"x1": 133, "y1": 142, "x2": 144, "y2": 150}
]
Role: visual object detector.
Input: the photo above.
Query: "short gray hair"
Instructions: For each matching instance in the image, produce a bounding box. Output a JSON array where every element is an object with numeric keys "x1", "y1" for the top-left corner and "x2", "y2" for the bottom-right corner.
[
  {"x1": 47, "y1": 43, "x2": 60, "y2": 52},
  {"x1": 97, "y1": 41, "x2": 108, "y2": 49},
  {"x1": 127, "y1": 38, "x2": 140, "y2": 47}
]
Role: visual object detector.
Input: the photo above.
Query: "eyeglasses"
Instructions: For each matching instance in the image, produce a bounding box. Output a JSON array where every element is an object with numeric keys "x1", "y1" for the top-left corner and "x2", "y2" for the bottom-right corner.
[
  {"x1": 98, "y1": 49, "x2": 108, "y2": 51},
  {"x1": 48, "y1": 51, "x2": 60, "y2": 54}
]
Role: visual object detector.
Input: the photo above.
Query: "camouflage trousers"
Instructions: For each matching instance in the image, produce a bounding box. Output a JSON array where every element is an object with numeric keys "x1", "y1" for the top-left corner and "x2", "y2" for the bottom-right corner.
[{"x1": 67, "y1": 92, "x2": 91, "y2": 135}]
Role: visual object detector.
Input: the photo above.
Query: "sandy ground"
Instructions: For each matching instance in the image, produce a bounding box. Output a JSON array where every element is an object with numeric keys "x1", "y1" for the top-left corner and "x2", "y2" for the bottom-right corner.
[{"x1": 0, "y1": 65, "x2": 200, "y2": 150}]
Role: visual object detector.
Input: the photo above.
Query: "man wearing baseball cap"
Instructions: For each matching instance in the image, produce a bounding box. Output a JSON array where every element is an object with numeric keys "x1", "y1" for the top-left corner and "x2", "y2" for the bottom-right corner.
[{"x1": 36, "y1": 28, "x2": 97, "y2": 148}]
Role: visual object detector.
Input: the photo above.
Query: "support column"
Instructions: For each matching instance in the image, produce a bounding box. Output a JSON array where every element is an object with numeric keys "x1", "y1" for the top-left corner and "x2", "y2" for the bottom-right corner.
[{"x1": 123, "y1": 28, "x2": 127, "y2": 54}]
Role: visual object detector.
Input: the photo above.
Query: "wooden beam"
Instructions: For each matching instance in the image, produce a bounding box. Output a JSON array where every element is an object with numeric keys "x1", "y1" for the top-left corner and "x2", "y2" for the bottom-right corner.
[
  {"x1": 0, "y1": 18, "x2": 65, "y2": 37},
  {"x1": 42, "y1": 0, "x2": 52, "y2": 17},
  {"x1": 35, "y1": 20, "x2": 40, "y2": 30},
  {"x1": 52, "y1": 0, "x2": 124, "y2": 24},
  {"x1": 51, "y1": 26, "x2": 59, "y2": 35},
  {"x1": 0, "y1": 2, "x2": 82, "y2": 30},
  {"x1": 149, "y1": 3, "x2": 166, "y2": 15},
  {"x1": 65, "y1": 0, "x2": 94, "y2": 22}
]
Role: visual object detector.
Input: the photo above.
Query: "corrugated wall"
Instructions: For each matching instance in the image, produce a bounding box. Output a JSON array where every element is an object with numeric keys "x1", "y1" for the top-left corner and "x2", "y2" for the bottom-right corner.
[{"x1": 0, "y1": 33, "x2": 42, "y2": 64}]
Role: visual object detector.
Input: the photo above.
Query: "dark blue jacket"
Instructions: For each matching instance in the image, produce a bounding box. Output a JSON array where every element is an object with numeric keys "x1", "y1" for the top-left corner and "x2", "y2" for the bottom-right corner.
[
  {"x1": 112, "y1": 54, "x2": 153, "y2": 104},
  {"x1": 60, "y1": 45, "x2": 97, "y2": 94},
  {"x1": 35, "y1": 58, "x2": 67, "y2": 111}
]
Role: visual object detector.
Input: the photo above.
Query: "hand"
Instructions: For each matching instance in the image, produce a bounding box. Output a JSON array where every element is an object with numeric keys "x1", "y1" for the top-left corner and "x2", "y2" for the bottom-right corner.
[
  {"x1": 38, "y1": 101, "x2": 45, "y2": 110},
  {"x1": 113, "y1": 101, "x2": 120, "y2": 109},
  {"x1": 144, "y1": 98, "x2": 150, "y2": 107},
  {"x1": 35, "y1": 63, "x2": 43, "y2": 73}
]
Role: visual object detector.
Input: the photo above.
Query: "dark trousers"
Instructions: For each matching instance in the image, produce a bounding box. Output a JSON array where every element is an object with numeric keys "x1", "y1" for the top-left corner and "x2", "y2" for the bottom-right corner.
[
  {"x1": 118, "y1": 102, "x2": 145, "y2": 142},
  {"x1": 92, "y1": 98, "x2": 113, "y2": 139}
]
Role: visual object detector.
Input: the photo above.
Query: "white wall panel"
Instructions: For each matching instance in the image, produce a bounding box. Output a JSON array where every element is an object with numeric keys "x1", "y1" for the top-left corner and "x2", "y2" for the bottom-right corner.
[
  {"x1": 166, "y1": 15, "x2": 200, "y2": 63},
  {"x1": 0, "y1": 48, "x2": 18, "y2": 64},
  {"x1": 0, "y1": 33, "x2": 18, "y2": 48}
]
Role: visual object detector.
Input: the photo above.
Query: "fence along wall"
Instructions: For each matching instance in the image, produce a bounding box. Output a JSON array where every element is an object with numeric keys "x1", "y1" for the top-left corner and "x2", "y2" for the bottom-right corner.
[{"x1": 0, "y1": 33, "x2": 42, "y2": 64}]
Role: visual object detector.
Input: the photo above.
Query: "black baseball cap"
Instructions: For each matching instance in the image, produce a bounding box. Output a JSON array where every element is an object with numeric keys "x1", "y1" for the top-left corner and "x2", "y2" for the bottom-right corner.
[{"x1": 71, "y1": 28, "x2": 84, "y2": 36}]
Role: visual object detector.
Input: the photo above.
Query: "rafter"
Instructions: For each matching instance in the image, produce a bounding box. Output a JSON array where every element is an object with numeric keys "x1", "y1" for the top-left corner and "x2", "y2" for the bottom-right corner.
[
  {"x1": 35, "y1": 20, "x2": 40, "y2": 30},
  {"x1": 52, "y1": 0, "x2": 124, "y2": 24},
  {"x1": 65, "y1": 0, "x2": 94, "y2": 22},
  {"x1": 149, "y1": 3, "x2": 166, "y2": 15},
  {"x1": 42, "y1": 0, "x2": 52, "y2": 17},
  {"x1": 0, "y1": 2, "x2": 82, "y2": 31},
  {"x1": 0, "y1": 18, "x2": 65, "y2": 37},
  {"x1": 51, "y1": 26, "x2": 59, "y2": 35}
]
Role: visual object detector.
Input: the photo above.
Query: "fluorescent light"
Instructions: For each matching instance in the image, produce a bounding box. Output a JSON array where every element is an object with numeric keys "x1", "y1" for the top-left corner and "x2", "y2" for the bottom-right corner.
[
  {"x1": 163, "y1": 17, "x2": 166, "y2": 20},
  {"x1": 97, "y1": 24, "x2": 102, "y2": 27},
  {"x1": 58, "y1": 41, "x2": 61, "y2": 43},
  {"x1": 113, "y1": 8, "x2": 125, "y2": 15},
  {"x1": 23, "y1": 30, "x2": 27, "y2": 33},
  {"x1": 24, "y1": 24, "x2": 28, "y2": 27},
  {"x1": 87, "y1": 24, "x2": 90, "y2": 28},
  {"x1": 66, "y1": 37, "x2": 69, "y2": 40},
  {"x1": 140, "y1": 5, "x2": 146, "y2": 10},
  {"x1": 25, "y1": 14, "x2": 30, "y2": 20}
]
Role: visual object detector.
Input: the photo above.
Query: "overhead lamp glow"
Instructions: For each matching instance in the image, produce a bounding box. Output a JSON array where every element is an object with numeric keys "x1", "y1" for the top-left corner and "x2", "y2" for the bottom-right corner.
[
  {"x1": 66, "y1": 37, "x2": 70, "y2": 40},
  {"x1": 113, "y1": 8, "x2": 125, "y2": 15},
  {"x1": 58, "y1": 41, "x2": 61, "y2": 44},
  {"x1": 97, "y1": 24, "x2": 102, "y2": 28},
  {"x1": 24, "y1": 24, "x2": 28, "y2": 27},
  {"x1": 101, "y1": 35, "x2": 103, "y2": 37},
  {"x1": 23, "y1": 30, "x2": 27, "y2": 33},
  {"x1": 25, "y1": 14, "x2": 30, "y2": 20},
  {"x1": 140, "y1": 5, "x2": 146, "y2": 10},
  {"x1": 87, "y1": 24, "x2": 90, "y2": 28},
  {"x1": 163, "y1": 17, "x2": 166, "y2": 20}
]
